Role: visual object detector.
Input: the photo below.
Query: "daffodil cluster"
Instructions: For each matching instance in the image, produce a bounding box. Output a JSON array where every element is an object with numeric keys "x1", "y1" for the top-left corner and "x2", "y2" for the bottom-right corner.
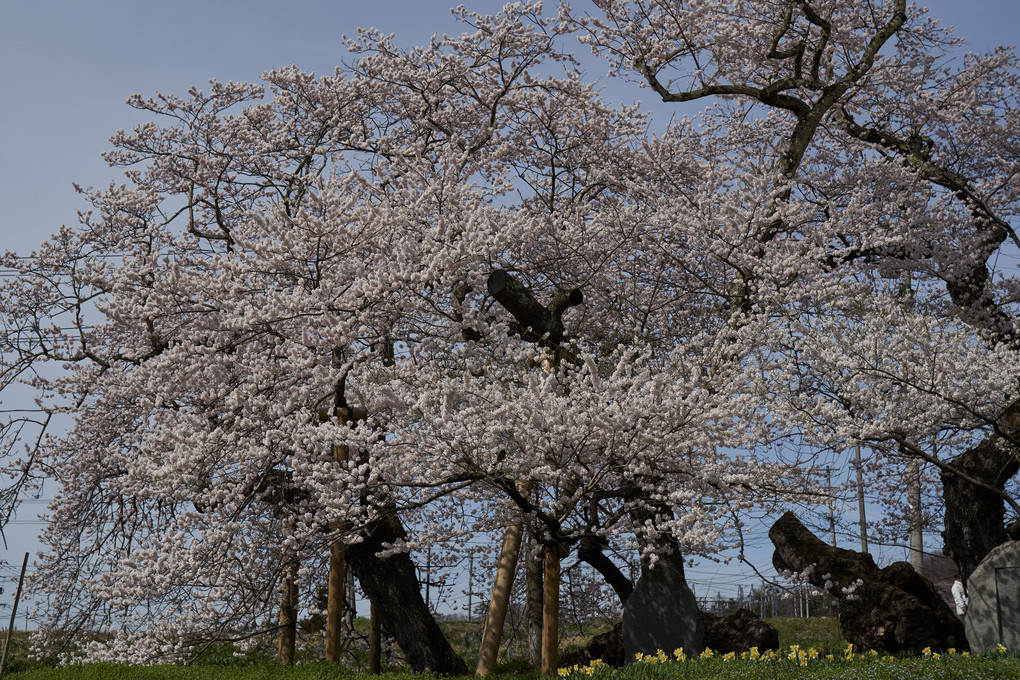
[{"x1": 558, "y1": 642, "x2": 1014, "y2": 678}]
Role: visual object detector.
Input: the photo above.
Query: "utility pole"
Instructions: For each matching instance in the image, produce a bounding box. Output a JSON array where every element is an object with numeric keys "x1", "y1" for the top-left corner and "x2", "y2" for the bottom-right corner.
[
  {"x1": 0, "y1": 553, "x2": 29, "y2": 680},
  {"x1": 854, "y1": 445, "x2": 869, "y2": 554},
  {"x1": 826, "y1": 466, "x2": 837, "y2": 547},
  {"x1": 467, "y1": 552, "x2": 474, "y2": 623},
  {"x1": 908, "y1": 457, "x2": 924, "y2": 574},
  {"x1": 424, "y1": 546, "x2": 431, "y2": 611}
]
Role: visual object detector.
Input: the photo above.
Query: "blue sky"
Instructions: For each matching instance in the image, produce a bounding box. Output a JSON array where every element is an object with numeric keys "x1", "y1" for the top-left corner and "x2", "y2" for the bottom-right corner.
[
  {"x1": 2, "y1": 1, "x2": 1017, "y2": 253},
  {"x1": 1, "y1": 0, "x2": 1019, "y2": 612}
]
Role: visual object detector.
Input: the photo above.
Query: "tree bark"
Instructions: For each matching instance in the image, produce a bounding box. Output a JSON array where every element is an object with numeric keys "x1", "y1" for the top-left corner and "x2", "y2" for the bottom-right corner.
[
  {"x1": 345, "y1": 506, "x2": 468, "y2": 675},
  {"x1": 771, "y1": 511, "x2": 966, "y2": 653},
  {"x1": 577, "y1": 535, "x2": 633, "y2": 606},
  {"x1": 941, "y1": 437, "x2": 1020, "y2": 579},
  {"x1": 487, "y1": 270, "x2": 581, "y2": 347}
]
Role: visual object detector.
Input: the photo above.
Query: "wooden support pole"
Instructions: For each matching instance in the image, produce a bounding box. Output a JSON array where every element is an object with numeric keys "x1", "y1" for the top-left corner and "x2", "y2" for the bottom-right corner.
[
  {"x1": 0, "y1": 553, "x2": 29, "y2": 680},
  {"x1": 325, "y1": 407, "x2": 351, "y2": 664},
  {"x1": 524, "y1": 531, "x2": 544, "y2": 667},
  {"x1": 278, "y1": 560, "x2": 298, "y2": 665},
  {"x1": 369, "y1": 600, "x2": 381, "y2": 674},
  {"x1": 475, "y1": 521, "x2": 524, "y2": 676},
  {"x1": 325, "y1": 540, "x2": 346, "y2": 663},
  {"x1": 540, "y1": 544, "x2": 561, "y2": 677}
]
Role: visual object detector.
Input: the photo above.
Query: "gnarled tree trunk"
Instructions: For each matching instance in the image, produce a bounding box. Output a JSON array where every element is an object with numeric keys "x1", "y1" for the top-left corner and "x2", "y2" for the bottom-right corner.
[
  {"x1": 771, "y1": 511, "x2": 966, "y2": 654},
  {"x1": 346, "y1": 506, "x2": 468, "y2": 675},
  {"x1": 941, "y1": 437, "x2": 1020, "y2": 579}
]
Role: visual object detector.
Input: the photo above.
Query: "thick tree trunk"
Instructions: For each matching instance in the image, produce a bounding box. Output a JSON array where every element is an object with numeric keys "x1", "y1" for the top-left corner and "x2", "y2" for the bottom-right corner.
[
  {"x1": 941, "y1": 437, "x2": 1020, "y2": 579},
  {"x1": 771, "y1": 511, "x2": 966, "y2": 654},
  {"x1": 345, "y1": 506, "x2": 468, "y2": 675}
]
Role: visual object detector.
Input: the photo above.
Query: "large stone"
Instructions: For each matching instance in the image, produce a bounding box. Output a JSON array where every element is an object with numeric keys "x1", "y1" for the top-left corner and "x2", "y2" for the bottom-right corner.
[
  {"x1": 770, "y1": 511, "x2": 967, "y2": 654},
  {"x1": 703, "y1": 608, "x2": 779, "y2": 653},
  {"x1": 964, "y1": 540, "x2": 1020, "y2": 651},
  {"x1": 622, "y1": 562, "x2": 705, "y2": 659}
]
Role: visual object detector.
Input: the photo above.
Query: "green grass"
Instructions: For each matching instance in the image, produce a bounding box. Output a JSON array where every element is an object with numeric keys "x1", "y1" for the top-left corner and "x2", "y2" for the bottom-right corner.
[
  {"x1": 764, "y1": 616, "x2": 844, "y2": 654},
  {"x1": 568, "y1": 647, "x2": 1020, "y2": 680},
  {"x1": 9, "y1": 651, "x2": 1020, "y2": 680},
  {"x1": 6, "y1": 621, "x2": 1020, "y2": 679}
]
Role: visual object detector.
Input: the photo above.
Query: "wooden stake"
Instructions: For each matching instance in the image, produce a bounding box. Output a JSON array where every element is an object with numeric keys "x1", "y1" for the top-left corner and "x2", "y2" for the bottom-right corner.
[
  {"x1": 369, "y1": 600, "x2": 381, "y2": 674},
  {"x1": 540, "y1": 544, "x2": 560, "y2": 677},
  {"x1": 325, "y1": 407, "x2": 351, "y2": 665},
  {"x1": 475, "y1": 521, "x2": 524, "y2": 676},
  {"x1": 325, "y1": 540, "x2": 346, "y2": 663},
  {"x1": 0, "y1": 553, "x2": 28, "y2": 680},
  {"x1": 278, "y1": 561, "x2": 298, "y2": 665},
  {"x1": 524, "y1": 533, "x2": 543, "y2": 668}
]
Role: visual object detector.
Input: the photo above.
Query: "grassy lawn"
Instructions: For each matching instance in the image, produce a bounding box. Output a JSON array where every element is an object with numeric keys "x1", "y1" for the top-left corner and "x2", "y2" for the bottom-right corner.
[{"x1": 5, "y1": 619, "x2": 1020, "y2": 679}]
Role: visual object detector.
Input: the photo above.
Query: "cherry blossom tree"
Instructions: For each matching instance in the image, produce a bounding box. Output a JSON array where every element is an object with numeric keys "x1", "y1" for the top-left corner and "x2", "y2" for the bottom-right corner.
[
  {"x1": 1, "y1": 0, "x2": 1019, "y2": 667},
  {"x1": 574, "y1": 0, "x2": 1020, "y2": 568}
]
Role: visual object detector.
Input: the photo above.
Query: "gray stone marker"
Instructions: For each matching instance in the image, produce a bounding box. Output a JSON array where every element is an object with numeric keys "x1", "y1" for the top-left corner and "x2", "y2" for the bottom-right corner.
[
  {"x1": 622, "y1": 562, "x2": 705, "y2": 660},
  {"x1": 964, "y1": 540, "x2": 1020, "y2": 651}
]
